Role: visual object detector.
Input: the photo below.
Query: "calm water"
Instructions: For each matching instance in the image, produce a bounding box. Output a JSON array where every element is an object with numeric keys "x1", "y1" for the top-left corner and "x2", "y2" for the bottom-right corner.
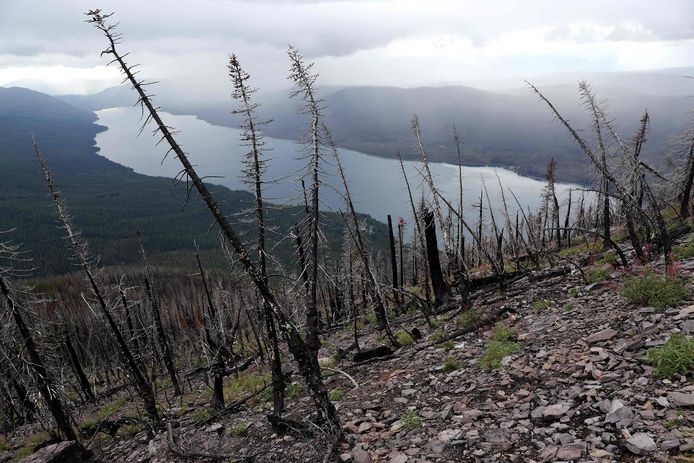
[{"x1": 95, "y1": 107, "x2": 582, "y2": 229}]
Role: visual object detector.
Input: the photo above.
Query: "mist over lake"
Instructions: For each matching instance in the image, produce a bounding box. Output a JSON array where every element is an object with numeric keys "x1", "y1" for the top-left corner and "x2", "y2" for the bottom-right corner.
[{"x1": 95, "y1": 106, "x2": 584, "y2": 229}]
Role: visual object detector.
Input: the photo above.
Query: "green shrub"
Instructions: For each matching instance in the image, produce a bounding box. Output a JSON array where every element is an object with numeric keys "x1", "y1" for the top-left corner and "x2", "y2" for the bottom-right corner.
[
  {"x1": 329, "y1": 389, "x2": 344, "y2": 401},
  {"x1": 0, "y1": 436, "x2": 7, "y2": 452},
  {"x1": 531, "y1": 299, "x2": 549, "y2": 311},
  {"x1": 400, "y1": 410, "x2": 422, "y2": 430},
  {"x1": 442, "y1": 340, "x2": 454, "y2": 351},
  {"x1": 430, "y1": 328, "x2": 446, "y2": 341},
  {"x1": 563, "y1": 303, "x2": 574, "y2": 312},
  {"x1": 319, "y1": 356, "x2": 337, "y2": 369},
  {"x1": 645, "y1": 333, "x2": 694, "y2": 379},
  {"x1": 586, "y1": 268, "x2": 609, "y2": 284},
  {"x1": 674, "y1": 241, "x2": 694, "y2": 260},
  {"x1": 192, "y1": 408, "x2": 210, "y2": 425},
  {"x1": 395, "y1": 331, "x2": 414, "y2": 346},
  {"x1": 567, "y1": 288, "x2": 579, "y2": 298},
  {"x1": 120, "y1": 423, "x2": 144, "y2": 438},
  {"x1": 457, "y1": 308, "x2": 481, "y2": 329},
  {"x1": 286, "y1": 382, "x2": 303, "y2": 399},
  {"x1": 12, "y1": 445, "x2": 33, "y2": 462},
  {"x1": 622, "y1": 272, "x2": 686, "y2": 309},
  {"x1": 99, "y1": 398, "x2": 126, "y2": 420},
  {"x1": 491, "y1": 322, "x2": 514, "y2": 342},
  {"x1": 224, "y1": 371, "x2": 271, "y2": 404},
  {"x1": 478, "y1": 322, "x2": 519, "y2": 369},
  {"x1": 596, "y1": 252, "x2": 619, "y2": 266},
  {"x1": 229, "y1": 422, "x2": 248, "y2": 436},
  {"x1": 442, "y1": 358, "x2": 460, "y2": 372},
  {"x1": 366, "y1": 312, "x2": 378, "y2": 325}
]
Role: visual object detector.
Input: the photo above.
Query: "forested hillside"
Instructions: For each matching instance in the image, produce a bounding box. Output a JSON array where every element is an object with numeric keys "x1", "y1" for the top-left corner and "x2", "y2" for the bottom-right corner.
[{"x1": 0, "y1": 86, "x2": 385, "y2": 275}]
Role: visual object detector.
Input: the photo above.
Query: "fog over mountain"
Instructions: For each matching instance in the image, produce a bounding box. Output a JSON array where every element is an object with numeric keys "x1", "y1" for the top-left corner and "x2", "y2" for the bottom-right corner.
[{"x1": 58, "y1": 67, "x2": 694, "y2": 184}]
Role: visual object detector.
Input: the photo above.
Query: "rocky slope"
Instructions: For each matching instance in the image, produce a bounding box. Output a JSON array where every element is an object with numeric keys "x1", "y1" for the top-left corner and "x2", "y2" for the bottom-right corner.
[{"x1": 5, "y1": 245, "x2": 694, "y2": 463}]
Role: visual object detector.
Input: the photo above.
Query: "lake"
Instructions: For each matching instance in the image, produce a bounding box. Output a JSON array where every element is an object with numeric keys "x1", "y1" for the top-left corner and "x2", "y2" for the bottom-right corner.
[{"x1": 95, "y1": 107, "x2": 584, "y2": 231}]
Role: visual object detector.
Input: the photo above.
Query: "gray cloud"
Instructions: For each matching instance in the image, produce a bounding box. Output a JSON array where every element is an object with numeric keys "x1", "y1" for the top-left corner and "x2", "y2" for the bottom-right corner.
[{"x1": 1, "y1": 0, "x2": 693, "y2": 96}]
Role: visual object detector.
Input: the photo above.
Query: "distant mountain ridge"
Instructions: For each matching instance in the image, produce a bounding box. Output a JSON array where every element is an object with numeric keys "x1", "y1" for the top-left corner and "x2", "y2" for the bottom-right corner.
[{"x1": 57, "y1": 68, "x2": 693, "y2": 184}]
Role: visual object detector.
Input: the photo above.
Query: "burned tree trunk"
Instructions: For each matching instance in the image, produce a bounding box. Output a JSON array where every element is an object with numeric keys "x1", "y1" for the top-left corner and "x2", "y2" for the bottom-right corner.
[
  {"x1": 34, "y1": 139, "x2": 160, "y2": 426},
  {"x1": 679, "y1": 138, "x2": 694, "y2": 218},
  {"x1": 88, "y1": 14, "x2": 339, "y2": 438},
  {"x1": 144, "y1": 277, "x2": 181, "y2": 396},
  {"x1": 64, "y1": 330, "x2": 95, "y2": 401},
  {"x1": 387, "y1": 215, "x2": 401, "y2": 314},
  {"x1": 422, "y1": 210, "x2": 450, "y2": 305},
  {"x1": 0, "y1": 277, "x2": 77, "y2": 440}
]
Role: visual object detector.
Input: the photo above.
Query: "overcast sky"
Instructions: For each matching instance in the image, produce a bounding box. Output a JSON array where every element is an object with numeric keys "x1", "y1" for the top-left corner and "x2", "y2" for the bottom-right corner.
[{"x1": 1, "y1": 0, "x2": 693, "y2": 98}]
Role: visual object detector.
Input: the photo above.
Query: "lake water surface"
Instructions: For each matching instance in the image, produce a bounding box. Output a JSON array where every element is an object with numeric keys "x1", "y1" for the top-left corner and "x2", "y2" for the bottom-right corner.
[{"x1": 95, "y1": 107, "x2": 583, "y2": 229}]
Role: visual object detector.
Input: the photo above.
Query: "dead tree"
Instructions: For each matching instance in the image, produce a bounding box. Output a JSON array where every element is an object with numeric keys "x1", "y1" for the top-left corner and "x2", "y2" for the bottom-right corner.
[
  {"x1": 0, "y1": 255, "x2": 76, "y2": 441},
  {"x1": 86, "y1": 12, "x2": 339, "y2": 440},
  {"x1": 326, "y1": 128, "x2": 398, "y2": 345},
  {"x1": 387, "y1": 215, "x2": 401, "y2": 313},
  {"x1": 678, "y1": 137, "x2": 694, "y2": 218},
  {"x1": 228, "y1": 54, "x2": 285, "y2": 416},
  {"x1": 34, "y1": 138, "x2": 161, "y2": 426},
  {"x1": 412, "y1": 115, "x2": 453, "y2": 260},
  {"x1": 422, "y1": 210, "x2": 449, "y2": 305}
]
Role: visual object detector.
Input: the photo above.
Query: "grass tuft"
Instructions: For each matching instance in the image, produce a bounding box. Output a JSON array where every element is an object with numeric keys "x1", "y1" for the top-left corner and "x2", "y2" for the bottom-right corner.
[
  {"x1": 442, "y1": 358, "x2": 460, "y2": 372},
  {"x1": 329, "y1": 389, "x2": 344, "y2": 401},
  {"x1": 395, "y1": 331, "x2": 414, "y2": 346},
  {"x1": 478, "y1": 322, "x2": 520, "y2": 369},
  {"x1": 400, "y1": 410, "x2": 422, "y2": 430},
  {"x1": 645, "y1": 333, "x2": 694, "y2": 379},
  {"x1": 622, "y1": 271, "x2": 686, "y2": 309},
  {"x1": 586, "y1": 268, "x2": 609, "y2": 284},
  {"x1": 229, "y1": 422, "x2": 248, "y2": 436},
  {"x1": 531, "y1": 299, "x2": 549, "y2": 311},
  {"x1": 457, "y1": 308, "x2": 481, "y2": 329}
]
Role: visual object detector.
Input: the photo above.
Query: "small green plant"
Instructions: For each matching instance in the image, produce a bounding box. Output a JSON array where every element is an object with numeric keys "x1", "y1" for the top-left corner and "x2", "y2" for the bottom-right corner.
[
  {"x1": 286, "y1": 382, "x2": 303, "y2": 399},
  {"x1": 24, "y1": 432, "x2": 50, "y2": 448},
  {"x1": 457, "y1": 308, "x2": 481, "y2": 329},
  {"x1": 0, "y1": 436, "x2": 7, "y2": 452},
  {"x1": 442, "y1": 340, "x2": 454, "y2": 351},
  {"x1": 229, "y1": 421, "x2": 248, "y2": 436},
  {"x1": 395, "y1": 330, "x2": 414, "y2": 346},
  {"x1": 192, "y1": 407, "x2": 210, "y2": 425},
  {"x1": 12, "y1": 445, "x2": 33, "y2": 462},
  {"x1": 562, "y1": 303, "x2": 574, "y2": 312},
  {"x1": 430, "y1": 328, "x2": 446, "y2": 341},
  {"x1": 223, "y1": 371, "x2": 271, "y2": 404},
  {"x1": 99, "y1": 398, "x2": 126, "y2": 420},
  {"x1": 442, "y1": 358, "x2": 460, "y2": 372},
  {"x1": 400, "y1": 410, "x2": 422, "y2": 430},
  {"x1": 531, "y1": 299, "x2": 549, "y2": 311},
  {"x1": 586, "y1": 268, "x2": 609, "y2": 284},
  {"x1": 478, "y1": 322, "x2": 520, "y2": 369},
  {"x1": 321, "y1": 340, "x2": 338, "y2": 354},
  {"x1": 319, "y1": 356, "x2": 337, "y2": 369},
  {"x1": 329, "y1": 388, "x2": 344, "y2": 401},
  {"x1": 491, "y1": 322, "x2": 514, "y2": 342},
  {"x1": 622, "y1": 271, "x2": 686, "y2": 309},
  {"x1": 674, "y1": 241, "x2": 694, "y2": 260},
  {"x1": 366, "y1": 311, "x2": 378, "y2": 325},
  {"x1": 645, "y1": 333, "x2": 694, "y2": 379},
  {"x1": 567, "y1": 288, "x2": 579, "y2": 298},
  {"x1": 596, "y1": 252, "x2": 619, "y2": 266},
  {"x1": 120, "y1": 423, "x2": 144, "y2": 438}
]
